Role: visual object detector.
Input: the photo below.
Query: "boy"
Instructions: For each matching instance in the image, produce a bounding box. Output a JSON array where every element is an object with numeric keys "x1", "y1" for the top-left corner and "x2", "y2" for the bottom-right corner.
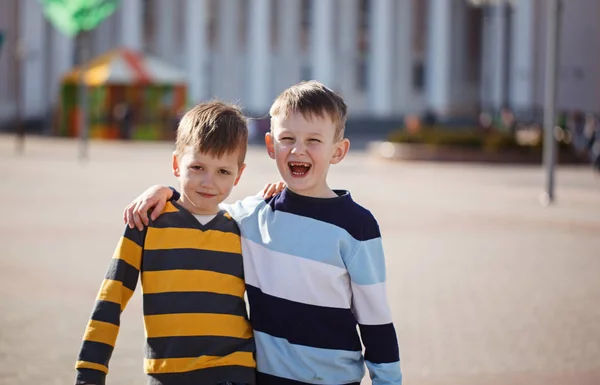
[
  {"x1": 125, "y1": 81, "x2": 402, "y2": 384},
  {"x1": 76, "y1": 101, "x2": 257, "y2": 385}
]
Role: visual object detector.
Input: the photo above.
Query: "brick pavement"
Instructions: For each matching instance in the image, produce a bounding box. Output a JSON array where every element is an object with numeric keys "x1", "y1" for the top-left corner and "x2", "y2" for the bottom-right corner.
[{"x1": 1, "y1": 135, "x2": 599, "y2": 384}]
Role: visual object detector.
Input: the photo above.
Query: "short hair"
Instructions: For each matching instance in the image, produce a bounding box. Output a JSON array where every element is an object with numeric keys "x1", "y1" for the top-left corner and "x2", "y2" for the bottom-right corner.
[
  {"x1": 175, "y1": 101, "x2": 248, "y2": 165},
  {"x1": 269, "y1": 80, "x2": 348, "y2": 141}
]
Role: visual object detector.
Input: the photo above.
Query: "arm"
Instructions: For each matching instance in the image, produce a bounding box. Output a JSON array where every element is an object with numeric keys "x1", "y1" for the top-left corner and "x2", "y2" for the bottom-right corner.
[
  {"x1": 124, "y1": 184, "x2": 284, "y2": 230},
  {"x1": 75, "y1": 226, "x2": 144, "y2": 385},
  {"x1": 123, "y1": 185, "x2": 175, "y2": 230},
  {"x1": 347, "y1": 233, "x2": 402, "y2": 385}
]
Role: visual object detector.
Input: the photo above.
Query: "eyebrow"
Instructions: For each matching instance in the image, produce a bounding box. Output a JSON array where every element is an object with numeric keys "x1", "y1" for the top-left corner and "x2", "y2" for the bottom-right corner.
[{"x1": 277, "y1": 131, "x2": 325, "y2": 137}]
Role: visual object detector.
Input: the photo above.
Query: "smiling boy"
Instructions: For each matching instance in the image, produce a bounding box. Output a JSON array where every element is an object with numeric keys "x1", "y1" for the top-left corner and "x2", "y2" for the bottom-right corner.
[
  {"x1": 75, "y1": 101, "x2": 256, "y2": 385},
  {"x1": 125, "y1": 81, "x2": 402, "y2": 384}
]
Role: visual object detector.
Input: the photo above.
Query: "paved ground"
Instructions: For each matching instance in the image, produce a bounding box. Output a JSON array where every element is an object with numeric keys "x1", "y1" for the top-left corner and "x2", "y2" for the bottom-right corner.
[{"x1": 1, "y1": 134, "x2": 599, "y2": 385}]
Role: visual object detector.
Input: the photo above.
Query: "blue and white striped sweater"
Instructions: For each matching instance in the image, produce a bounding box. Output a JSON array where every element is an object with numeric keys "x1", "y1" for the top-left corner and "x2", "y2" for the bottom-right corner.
[{"x1": 224, "y1": 188, "x2": 402, "y2": 385}]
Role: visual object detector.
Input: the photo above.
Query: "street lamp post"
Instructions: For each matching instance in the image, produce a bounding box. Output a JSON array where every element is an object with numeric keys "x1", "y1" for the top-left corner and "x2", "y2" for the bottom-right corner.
[
  {"x1": 467, "y1": 0, "x2": 562, "y2": 205},
  {"x1": 541, "y1": 0, "x2": 562, "y2": 205}
]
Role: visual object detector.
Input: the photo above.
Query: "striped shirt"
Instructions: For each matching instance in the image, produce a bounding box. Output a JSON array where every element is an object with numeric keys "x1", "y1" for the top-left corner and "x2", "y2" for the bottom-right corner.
[
  {"x1": 224, "y1": 188, "x2": 402, "y2": 385},
  {"x1": 75, "y1": 201, "x2": 256, "y2": 385}
]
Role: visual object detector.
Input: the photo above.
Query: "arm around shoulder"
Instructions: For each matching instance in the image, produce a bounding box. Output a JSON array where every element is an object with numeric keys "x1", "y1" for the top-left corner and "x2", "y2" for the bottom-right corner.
[{"x1": 123, "y1": 185, "x2": 176, "y2": 230}]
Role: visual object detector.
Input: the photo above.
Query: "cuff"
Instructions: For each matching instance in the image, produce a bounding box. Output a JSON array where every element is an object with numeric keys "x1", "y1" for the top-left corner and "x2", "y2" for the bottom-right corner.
[
  {"x1": 168, "y1": 186, "x2": 180, "y2": 201},
  {"x1": 75, "y1": 368, "x2": 106, "y2": 385}
]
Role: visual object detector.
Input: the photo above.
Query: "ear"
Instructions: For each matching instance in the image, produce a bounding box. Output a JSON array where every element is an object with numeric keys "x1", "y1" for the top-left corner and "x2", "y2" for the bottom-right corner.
[
  {"x1": 172, "y1": 152, "x2": 180, "y2": 177},
  {"x1": 265, "y1": 132, "x2": 275, "y2": 159},
  {"x1": 330, "y1": 138, "x2": 350, "y2": 165},
  {"x1": 234, "y1": 163, "x2": 246, "y2": 186}
]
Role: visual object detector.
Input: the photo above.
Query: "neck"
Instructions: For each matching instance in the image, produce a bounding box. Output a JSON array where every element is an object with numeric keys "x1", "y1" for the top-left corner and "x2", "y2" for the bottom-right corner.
[
  {"x1": 177, "y1": 197, "x2": 219, "y2": 215},
  {"x1": 288, "y1": 185, "x2": 338, "y2": 199}
]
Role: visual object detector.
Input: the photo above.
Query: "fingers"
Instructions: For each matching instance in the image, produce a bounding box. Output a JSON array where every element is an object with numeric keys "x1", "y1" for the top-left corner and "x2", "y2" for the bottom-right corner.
[
  {"x1": 262, "y1": 183, "x2": 270, "y2": 197},
  {"x1": 151, "y1": 199, "x2": 166, "y2": 221},
  {"x1": 139, "y1": 201, "x2": 150, "y2": 227},
  {"x1": 124, "y1": 202, "x2": 134, "y2": 227},
  {"x1": 132, "y1": 201, "x2": 145, "y2": 231},
  {"x1": 276, "y1": 181, "x2": 286, "y2": 193}
]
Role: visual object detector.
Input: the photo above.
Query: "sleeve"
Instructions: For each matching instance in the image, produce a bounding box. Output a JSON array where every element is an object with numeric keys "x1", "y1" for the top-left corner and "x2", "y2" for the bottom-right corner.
[
  {"x1": 346, "y1": 225, "x2": 402, "y2": 385},
  {"x1": 220, "y1": 195, "x2": 264, "y2": 222},
  {"x1": 74, "y1": 226, "x2": 144, "y2": 385},
  {"x1": 168, "y1": 186, "x2": 180, "y2": 202}
]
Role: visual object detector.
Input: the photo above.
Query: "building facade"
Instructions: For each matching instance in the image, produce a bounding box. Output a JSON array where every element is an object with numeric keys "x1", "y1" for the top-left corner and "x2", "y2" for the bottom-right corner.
[{"x1": 1, "y1": 0, "x2": 599, "y2": 128}]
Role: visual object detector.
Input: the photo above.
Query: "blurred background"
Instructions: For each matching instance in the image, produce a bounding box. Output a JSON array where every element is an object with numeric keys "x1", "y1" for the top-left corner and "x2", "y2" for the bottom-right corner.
[
  {"x1": 0, "y1": 0, "x2": 599, "y2": 143},
  {"x1": 0, "y1": 1, "x2": 599, "y2": 385}
]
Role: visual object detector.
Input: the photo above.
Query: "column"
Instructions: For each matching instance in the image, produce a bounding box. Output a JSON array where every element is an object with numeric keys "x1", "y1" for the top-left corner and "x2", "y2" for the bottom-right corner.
[
  {"x1": 120, "y1": 0, "x2": 142, "y2": 51},
  {"x1": 393, "y1": 0, "x2": 413, "y2": 114},
  {"x1": 425, "y1": 0, "x2": 453, "y2": 115},
  {"x1": 310, "y1": 0, "x2": 335, "y2": 87},
  {"x1": 276, "y1": 0, "x2": 302, "y2": 94},
  {"x1": 509, "y1": 0, "x2": 536, "y2": 116},
  {"x1": 479, "y1": 7, "x2": 494, "y2": 110},
  {"x1": 337, "y1": 0, "x2": 359, "y2": 106},
  {"x1": 491, "y1": 2, "x2": 509, "y2": 112},
  {"x1": 247, "y1": 0, "x2": 271, "y2": 113},
  {"x1": 92, "y1": 14, "x2": 113, "y2": 56},
  {"x1": 21, "y1": 0, "x2": 46, "y2": 118},
  {"x1": 0, "y1": 0, "x2": 15, "y2": 121},
  {"x1": 50, "y1": 28, "x2": 75, "y2": 104},
  {"x1": 216, "y1": 0, "x2": 240, "y2": 102},
  {"x1": 369, "y1": 0, "x2": 394, "y2": 117},
  {"x1": 184, "y1": 0, "x2": 209, "y2": 103},
  {"x1": 156, "y1": 0, "x2": 176, "y2": 63}
]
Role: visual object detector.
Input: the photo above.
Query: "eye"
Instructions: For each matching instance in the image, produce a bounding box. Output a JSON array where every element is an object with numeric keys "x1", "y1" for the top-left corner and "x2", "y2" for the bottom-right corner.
[
  {"x1": 190, "y1": 165, "x2": 203, "y2": 170},
  {"x1": 218, "y1": 169, "x2": 231, "y2": 175},
  {"x1": 309, "y1": 138, "x2": 322, "y2": 143},
  {"x1": 280, "y1": 137, "x2": 294, "y2": 141}
]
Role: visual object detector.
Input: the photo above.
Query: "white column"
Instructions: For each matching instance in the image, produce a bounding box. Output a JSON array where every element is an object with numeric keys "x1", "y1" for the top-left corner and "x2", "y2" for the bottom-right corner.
[
  {"x1": 393, "y1": 0, "x2": 413, "y2": 114},
  {"x1": 425, "y1": 0, "x2": 453, "y2": 115},
  {"x1": 311, "y1": 0, "x2": 335, "y2": 87},
  {"x1": 21, "y1": 0, "x2": 46, "y2": 118},
  {"x1": 248, "y1": 0, "x2": 271, "y2": 113},
  {"x1": 156, "y1": 0, "x2": 176, "y2": 63},
  {"x1": 185, "y1": 0, "x2": 209, "y2": 103},
  {"x1": 369, "y1": 0, "x2": 394, "y2": 117},
  {"x1": 337, "y1": 0, "x2": 358, "y2": 104},
  {"x1": 491, "y1": 3, "x2": 509, "y2": 111},
  {"x1": 0, "y1": 0, "x2": 15, "y2": 121},
  {"x1": 479, "y1": 7, "x2": 494, "y2": 110},
  {"x1": 51, "y1": 28, "x2": 75, "y2": 104},
  {"x1": 92, "y1": 16, "x2": 112, "y2": 56},
  {"x1": 217, "y1": 0, "x2": 240, "y2": 102},
  {"x1": 510, "y1": 0, "x2": 536, "y2": 115},
  {"x1": 120, "y1": 0, "x2": 142, "y2": 51},
  {"x1": 276, "y1": 0, "x2": 302, "y2": 93}
]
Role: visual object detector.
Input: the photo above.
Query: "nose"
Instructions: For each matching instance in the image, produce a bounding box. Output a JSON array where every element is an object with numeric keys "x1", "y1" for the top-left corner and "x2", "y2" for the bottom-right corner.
[
  {"x1": 200, "y1": 174, "x2": 213, "y2": 187},
  {"x1": 291, "y1": 142, "x2": 306, "y2": 155}
]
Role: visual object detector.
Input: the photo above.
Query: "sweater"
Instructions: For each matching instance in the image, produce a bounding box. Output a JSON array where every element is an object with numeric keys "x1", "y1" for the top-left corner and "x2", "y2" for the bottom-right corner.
[
  {"x1": 219, "y1": 188, "x2": 402, "y2": 385},
  {"x1": 75, "y1": 201, "x2": 256, "y2": 385}
]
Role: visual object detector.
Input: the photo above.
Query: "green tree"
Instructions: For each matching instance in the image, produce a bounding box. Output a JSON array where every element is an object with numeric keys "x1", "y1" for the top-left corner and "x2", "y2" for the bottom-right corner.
[{"x1": 38, "y1": 0, "x2": 120, "y2": 36}]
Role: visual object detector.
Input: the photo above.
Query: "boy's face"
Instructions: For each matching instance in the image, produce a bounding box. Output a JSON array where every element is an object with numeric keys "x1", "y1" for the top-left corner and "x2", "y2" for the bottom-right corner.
[
  {"x1": 266, "y1": 112, "x2": 349, "y2": 198},
  {"x1": 172, "y1": 147, "x2": 245, "y2": 215}
]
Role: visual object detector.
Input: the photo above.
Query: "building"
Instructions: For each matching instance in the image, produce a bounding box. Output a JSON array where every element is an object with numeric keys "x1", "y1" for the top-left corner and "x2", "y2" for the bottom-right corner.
[{"x1": 1, "y1": 0, "x2": 599, "y2": 130}]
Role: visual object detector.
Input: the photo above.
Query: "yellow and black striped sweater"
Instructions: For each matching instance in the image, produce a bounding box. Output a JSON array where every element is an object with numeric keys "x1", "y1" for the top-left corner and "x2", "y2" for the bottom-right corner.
[{"x1": 75, "y1": 201, "x2": 256, "y2": 385}]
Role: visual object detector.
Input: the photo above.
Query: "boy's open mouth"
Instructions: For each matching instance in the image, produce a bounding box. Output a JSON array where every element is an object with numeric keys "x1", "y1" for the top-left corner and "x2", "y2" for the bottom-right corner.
[{"x1": 288, "y1": 162, "x2": 311, "y2": 176}]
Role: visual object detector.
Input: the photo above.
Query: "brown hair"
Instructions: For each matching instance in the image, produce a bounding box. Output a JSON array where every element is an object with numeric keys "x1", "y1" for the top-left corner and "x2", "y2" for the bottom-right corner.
[
  {"x1": 175, "y1": 101, "x2": 248, "y2": 165},
  {"x1": 269, "y1": 80, "x2": 348, "y2": 141}
]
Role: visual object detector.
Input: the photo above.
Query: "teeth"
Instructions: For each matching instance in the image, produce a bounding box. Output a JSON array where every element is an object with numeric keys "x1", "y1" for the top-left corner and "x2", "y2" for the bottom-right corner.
[{"x1": 289, "y1": 162, "x2": 311, "y2": 167}]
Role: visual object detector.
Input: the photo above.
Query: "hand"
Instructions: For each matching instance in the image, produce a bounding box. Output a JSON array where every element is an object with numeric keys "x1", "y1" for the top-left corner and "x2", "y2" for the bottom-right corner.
[
  {"x1": 260, "y1": 181, "x2": 286, "y2": 199},
  {"x1": 123, "y1": 185, "x2": 173, "y2": 230}
]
